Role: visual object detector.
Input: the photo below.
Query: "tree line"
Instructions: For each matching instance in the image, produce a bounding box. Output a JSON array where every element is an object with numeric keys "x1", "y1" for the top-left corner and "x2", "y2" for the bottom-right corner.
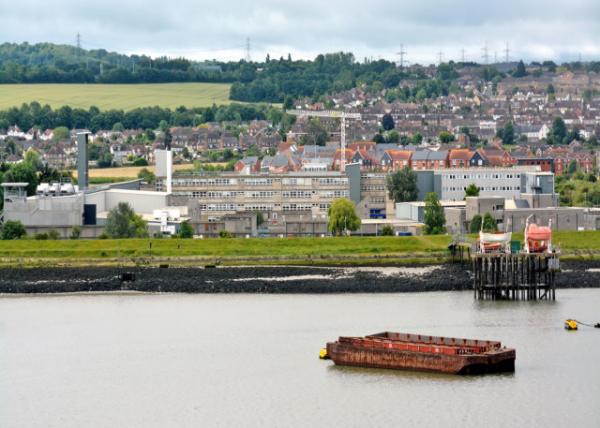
[
  {"x1": 0, "y1": 102, "x2": 283, "y2": 132},
  {"x1": 0, "y1": 43, "x2": 468, "y2": 103}
]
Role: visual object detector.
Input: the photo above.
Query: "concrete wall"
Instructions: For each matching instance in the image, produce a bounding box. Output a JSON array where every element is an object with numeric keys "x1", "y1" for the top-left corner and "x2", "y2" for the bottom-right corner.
[
  {"x1": 4, "y1": 194, "x2": 83, "y2": 227},
  {"x1": 395, "y1": 202, "x2": 423, "y2": 222},
  {"x1": 85, "y1": 189, "x2": 169, "y2": 214},
  {"x1": 415, "y1": 171, "x2": 434, "y2": 200},
  {"x1": 25, "y1": 225, "x2": 104, "y2": 239},
  {"x1": 445, "y1": 207, "x2": 466, "y2": 234},
  {"x1": 346, "y1": 163, "x2": 362, "y2": 204},
  {"x1": 465, "y1": 196, "x2": 505, "y2": 222},
  {"x1": 522, "y1": 172, "x2": 554, "y2": 194},
  {"x1": 504, "y1": 208, "x2": 588, "y2": 232},
  {"x1": 521, "y1": 193, "x2": 558, "y2": 208}
]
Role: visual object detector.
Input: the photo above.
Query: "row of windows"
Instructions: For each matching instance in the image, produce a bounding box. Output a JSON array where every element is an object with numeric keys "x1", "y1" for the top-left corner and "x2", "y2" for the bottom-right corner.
[
  {"x1": 194, "y1": 203, "x2": 331, "y2": 212},
  {"x1": 361, "y1": 185, "x2": 386, "y2": 191},
  {"x1": 283, "y1": 191, "x2": 313, "y2": 198},
  {"x1": 318, "y1": 190, "x2": 349, "y2": 198},
  {"x1": 444, "y1": 173, "x2": 521, "y2": 180},
  {"x1": 282, "y1": 178, "x2": 312, "y2": 186},
  {"x1": 443, "y1": 186, "x2": 521, "y2": 192},
  {"x1": 282, "y1": 204, "x2": 313, "y2": 211},
  {"x1": 176, "y1": 191, "x2": 345, "y2": 200},
  {"x1": 317, "y1": 178, "x2": 348, "y2": 185},
  {"x1": 173, "y1": 178, "x2": 237, "y2": 187}
]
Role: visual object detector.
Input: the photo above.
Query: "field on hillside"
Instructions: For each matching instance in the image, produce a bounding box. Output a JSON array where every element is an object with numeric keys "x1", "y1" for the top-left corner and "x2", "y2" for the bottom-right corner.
[
  {"x1": 0, "y1": 83, "x2": 232, "y2": 110},
  {"x1": 72, "y1": 164, "x2": 195, "y2": 179}
]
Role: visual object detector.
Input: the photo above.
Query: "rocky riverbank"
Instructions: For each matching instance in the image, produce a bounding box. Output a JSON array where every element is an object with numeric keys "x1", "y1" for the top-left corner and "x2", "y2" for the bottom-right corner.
[{"x1": 0, "y1": 260, "x2": 599, "y2": 294}]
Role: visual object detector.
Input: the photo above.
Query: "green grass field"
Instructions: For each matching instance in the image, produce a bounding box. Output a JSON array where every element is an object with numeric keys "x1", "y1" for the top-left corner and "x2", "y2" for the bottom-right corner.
[
  {"x1": 0, "y1": 231, "x2": 598, "y2": 267},
  {"x1": 0, "y1": 235, "x2": 453, "y2": 267},
  {"x1": 0, "y1": 83, "x2": 232, "y2": 110}
]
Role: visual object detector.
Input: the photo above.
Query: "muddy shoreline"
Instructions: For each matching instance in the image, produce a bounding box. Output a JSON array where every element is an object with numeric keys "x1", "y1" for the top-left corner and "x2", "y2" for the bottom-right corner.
[{"x1": 0, "y1": 260, "x2": 599, "y2": 294}]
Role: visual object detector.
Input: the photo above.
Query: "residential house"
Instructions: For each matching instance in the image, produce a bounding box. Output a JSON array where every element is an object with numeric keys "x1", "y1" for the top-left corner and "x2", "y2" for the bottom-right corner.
[
  {"x1": 234, "y1": 156, "x2": 261, "y2": 174},
  {"x1": 449, "y1": 149, "x2": 478, "y2": 168},
  {"x1": 381, "y1": 150, "x2": 412, "y2": 171}
]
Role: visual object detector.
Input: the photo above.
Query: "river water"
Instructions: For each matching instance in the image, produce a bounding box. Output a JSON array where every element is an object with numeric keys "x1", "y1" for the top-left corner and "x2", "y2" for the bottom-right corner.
[{"x1": 1, "y1": 289, "x2": 599, "y2": 428}]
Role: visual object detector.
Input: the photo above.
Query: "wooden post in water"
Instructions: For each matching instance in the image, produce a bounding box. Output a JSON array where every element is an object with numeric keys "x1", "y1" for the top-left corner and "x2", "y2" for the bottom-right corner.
[{"x1": 472, "y1": 253, "x2": 558, "y2": 301}]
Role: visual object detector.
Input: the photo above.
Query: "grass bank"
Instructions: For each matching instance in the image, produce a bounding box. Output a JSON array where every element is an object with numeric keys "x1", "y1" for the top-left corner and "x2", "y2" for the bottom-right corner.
[
  {"x1": 0, "y1": 83, "x2": 232, "y2": 110},
  {"x1": 1, "y1": 231, "x2": 599, "y2": 268},
  {"x1": 0, "y1": 235, "x2": 453, "y2": 267}
]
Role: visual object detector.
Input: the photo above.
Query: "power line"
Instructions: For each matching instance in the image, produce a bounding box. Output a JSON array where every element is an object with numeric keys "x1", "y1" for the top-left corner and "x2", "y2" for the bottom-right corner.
[
  {"x1": 396, "y1": 44, "x2": 407, "y2": 68},
  {"x1": 76, "y1": 32, "x2": 81, "y2": 50},
  {"x1": 482, "y1": 41, "x2": 489, "y2": 65},
  {"x1": 504, "y1": 41, "x2": 510, "y2": 63},
  {"x1": 245, "y1": 37, "x2": 251, "y2": 62},
  {"x1": 437, "y1": 51, "x2": 443, "y2": 64},
  {"x1": 461, "y1": 48, "x2": 465, "y2": 63}
]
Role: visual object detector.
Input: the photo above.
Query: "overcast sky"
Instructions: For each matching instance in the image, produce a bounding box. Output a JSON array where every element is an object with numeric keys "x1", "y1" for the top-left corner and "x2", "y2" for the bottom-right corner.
[{"x1": 1, "y1": 0, "x2": 599, "y2": 64}]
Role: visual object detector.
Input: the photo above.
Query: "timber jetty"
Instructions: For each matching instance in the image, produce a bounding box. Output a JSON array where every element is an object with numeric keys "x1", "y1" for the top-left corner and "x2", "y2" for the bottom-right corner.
[
  {"x1": 472, "y1": 253, "x2": 559, "y2": 300},
  {"x1": 470, "y1": 216, "x2": 559, "y2": 301},
  {"x1": 325, "y1": 332, "x2": 515, "y2": 375}
]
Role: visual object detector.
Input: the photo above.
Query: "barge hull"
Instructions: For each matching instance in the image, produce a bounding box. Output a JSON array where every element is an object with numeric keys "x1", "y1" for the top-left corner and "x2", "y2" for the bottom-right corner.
[{"x1": 326, "y1": 343, "x2": 515, "y2": 375}]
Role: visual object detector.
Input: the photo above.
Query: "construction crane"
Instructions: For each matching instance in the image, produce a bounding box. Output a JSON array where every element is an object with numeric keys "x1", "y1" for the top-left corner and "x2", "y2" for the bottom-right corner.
[{"x1": 286, "y1": 109, "x2": 361, "y2": 171}]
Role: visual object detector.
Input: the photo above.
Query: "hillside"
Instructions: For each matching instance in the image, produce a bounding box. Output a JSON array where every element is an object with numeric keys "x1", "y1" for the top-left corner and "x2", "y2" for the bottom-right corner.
[{"x1": 0, "y1": 83, "x2": 232, "y2": 110}]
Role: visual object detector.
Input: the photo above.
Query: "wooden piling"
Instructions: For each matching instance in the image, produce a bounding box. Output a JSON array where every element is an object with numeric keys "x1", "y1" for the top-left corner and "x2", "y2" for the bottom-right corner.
[{"x1": 472, "y1": 253, "x2": 558, "y2": 301}]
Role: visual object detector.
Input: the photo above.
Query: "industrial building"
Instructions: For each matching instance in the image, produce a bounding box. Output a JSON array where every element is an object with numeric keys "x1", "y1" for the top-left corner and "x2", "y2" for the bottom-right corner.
[
  {"x1": 415, "y1": 167, "x2": 553, "y2": 201},
  {"x1": 3, "y1": 138, "x2": 599, "y2": 238}
]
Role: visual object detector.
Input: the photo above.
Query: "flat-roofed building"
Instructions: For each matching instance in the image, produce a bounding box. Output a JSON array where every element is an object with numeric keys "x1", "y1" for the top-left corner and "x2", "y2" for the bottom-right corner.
[
  {"x1": 162, "y1": 171, "x2": 351, "y2": 221},
  {"x1": 415, "y1": 167, "x2": 553, "y2": 201}
]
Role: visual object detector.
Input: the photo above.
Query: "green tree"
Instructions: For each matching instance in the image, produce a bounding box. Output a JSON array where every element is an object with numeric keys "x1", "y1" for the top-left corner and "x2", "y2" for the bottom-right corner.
[
  {"x1": 70, "y1": 225, "x2": 81, "y2": 239},
  {"x1": 567, "y1": 160, "x2": 579, "y2": 176},
  {"x1": 299, "y1": 118, "x2": 328, "y2": 146},
  {"x1": 4, "y1": 162, "x2": 38, "y2": 195},
  {"x1": 179, "y1": 220, "x2": 194, "y2": 238},
  {"x1": 97, "y1": 152, "x2": 113, "y2": 168},
  {"x1": 513, "y1": 60, "x2": 528, "y2": 78},
  {"x1": 159, "y1": 120, "x2": 170, "y2": 133},
  {"x1": 381, "y1": 225, "x2": 394, "y2": 236},
  {"x1": 137, "y1": 168, "x2": 156, "y2": 184},
  {"x1": 24, "y1": 148, "x2": 43, "y2": 170},
  {"x1": 132, "y1": 157, "x2": 148, "y2": 166},
  {"x1": 382, "y1": 113, "x2": 395, "y2": 131},
  {"x1": 465, "y1": 183, "x2": 480, "y2": 198},
  {"x1": 255, "y1": 211, "x2": 265, "y2": 227},
  {"x1": 52, "y1": 126, "x2": 70, "y2": 141},
  {"x1": 423, "y1": 192, "x2": 446, "y2": 235},
  {"x1": 551, "y1": 117, "x2": 567, "y2": 143},
  {"x1": 470, "y1": 214, "x2": 482, "y2": 233},
  {"x1": 502, "y1": 122, "x2": 515, "y2": 145},
  {"x1": 482, "y1": 212, "x2": 498, "y2": 232},
  {"x1": 387, "y1": 167, "x2": 418, "y2": 202},
  {"x1": 0, "y1": 220, "x2": 26, "y2": 240},
  {"x1": 105, "y1": 202, "x2": 148, "y2": 238},
  {"x1": 438, "y1": 131, "x2": 455, "y2": 144},
  {"x1": 112, "y1": 122, "x2": 125, "y2": 132},
  {"x1": 386, "y1": 130, "x2": 400, "y2": 144},
  {"x1": 327, "y1": 198, "x2": 361, "y2": 236}
]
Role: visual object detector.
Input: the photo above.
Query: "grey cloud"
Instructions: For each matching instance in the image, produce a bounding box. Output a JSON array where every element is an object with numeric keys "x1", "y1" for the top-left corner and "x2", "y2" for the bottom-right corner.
[{"x1": 1, "y1": 0, "x2": 599, "y2": 63}]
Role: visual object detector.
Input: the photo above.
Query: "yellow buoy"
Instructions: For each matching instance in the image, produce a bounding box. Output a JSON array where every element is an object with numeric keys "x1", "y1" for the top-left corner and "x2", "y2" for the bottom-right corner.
[
  {"x1": 319, "y1": 348, "x2": 330, "y2": 359},
  {"x1": 564, "y1": 319, "x2": 578, "y2": 330}
]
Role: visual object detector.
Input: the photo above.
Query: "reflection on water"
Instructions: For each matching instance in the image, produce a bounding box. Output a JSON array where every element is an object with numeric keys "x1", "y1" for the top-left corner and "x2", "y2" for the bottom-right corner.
[{"x1": 0, "y1": 289, "x2": 599, "y2": 428}]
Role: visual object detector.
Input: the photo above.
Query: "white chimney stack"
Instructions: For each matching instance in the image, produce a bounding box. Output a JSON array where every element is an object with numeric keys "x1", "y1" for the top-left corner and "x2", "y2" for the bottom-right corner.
[{"x1": 166, "y1": 148, "x2": 172, "y2": 194}]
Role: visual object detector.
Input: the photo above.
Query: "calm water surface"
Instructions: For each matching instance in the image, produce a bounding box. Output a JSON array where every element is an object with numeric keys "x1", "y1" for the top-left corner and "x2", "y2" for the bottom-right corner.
[{"x1": 1, "y1": 289, "x2": 599, "y2": 428}]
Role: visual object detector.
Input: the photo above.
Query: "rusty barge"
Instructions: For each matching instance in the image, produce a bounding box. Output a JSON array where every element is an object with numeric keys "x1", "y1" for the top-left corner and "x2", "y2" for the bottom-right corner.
[{"x1": 325, "y1": 332, "x2": 515, "y2": 375}]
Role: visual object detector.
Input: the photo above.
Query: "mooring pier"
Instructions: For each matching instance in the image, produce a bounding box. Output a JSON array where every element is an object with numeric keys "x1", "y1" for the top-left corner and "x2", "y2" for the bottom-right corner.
[{"x1": 472, "y1": 253, "x2": 559, "y2": 300}]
